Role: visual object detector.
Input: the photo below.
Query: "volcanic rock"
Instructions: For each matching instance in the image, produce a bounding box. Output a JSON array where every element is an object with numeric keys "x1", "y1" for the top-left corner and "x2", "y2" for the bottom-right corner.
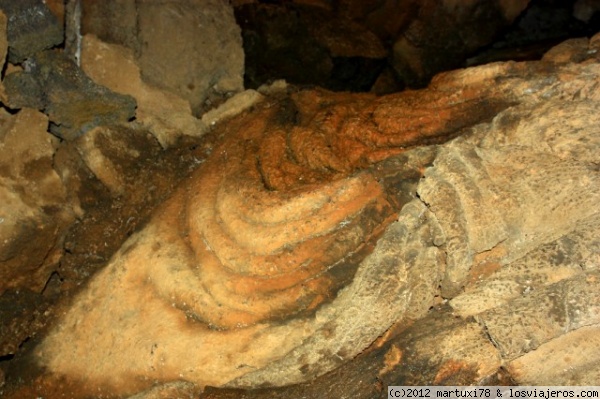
[
  {"x1": 0, "y1": 0, "x2": 63, "y2": 63},
  {"x1": 79, "y1": 34, "x2": 205, "y2": 147},
  {"x1": 0, "y1": 108, "x2": 74, "y2": 294},
  {"x1": 205, "y1": 34, "x2": 600, "y2": 396},
  {"x1": 80, "y1": 0, "x2": 245, "y2": 116},
  {"x1": 29, "y1": 54, "x2": 517, "y2": 396},
  {"x1": 3, "y1": 30, "x2": 599, "y2": 399},
  {"x1": 2, "y1": 50, "x2": 136, "y2": 141}
]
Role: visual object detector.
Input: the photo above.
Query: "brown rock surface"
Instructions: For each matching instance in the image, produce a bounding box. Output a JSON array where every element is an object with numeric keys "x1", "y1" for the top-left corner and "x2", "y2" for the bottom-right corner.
[
  {"x1": 3, "y1": 34, "x2": 593, "y2": 399},
  {"x1": 235, "y1": 0, "x2": 552, "y2": 93},
  {"x1": 2, "y1": 49, "x2": 136, "y2": 141},
  {"x1": 0, "y1": 17, "x2": 598, "y2": 398},
  {"x1": 204, "y1": 35, "x2": 600, "y2": 397},
  {"x1": 0, "y1": 108, "x2": 76, "y2": 363},
  {"x1": 20, "y1": 44, "x2": 516, "y2": 397},
  {"x1": 81, "y1": 0, "x2": 245, "y2": 116},
  {"x1": 80, "y1": 34, "x2": 262, "y2": 148},
  {"x1": 506, "y1": 325, "x2": 600, "y2": 384},
  {"x1": 0, "y1": 11, "x2": 6, "y2": 94},
  {"x1": 222, "y1": 56, "x2": 600, "y2": 392},
  {"x1": 0, "y1": 0, "x2": 63, "y2": 63},
  {"x1": 0, "y1": 108, "x2": 74, "y2": 294},
  {"x1": 80, "y1": 34, "x2": 206, "y2": 147}
]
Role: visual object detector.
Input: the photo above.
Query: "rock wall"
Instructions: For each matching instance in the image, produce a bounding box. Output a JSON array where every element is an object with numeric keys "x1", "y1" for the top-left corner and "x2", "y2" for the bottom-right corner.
[{"x1": 81, "y1": 0, "x2": 245, "y2": 116}]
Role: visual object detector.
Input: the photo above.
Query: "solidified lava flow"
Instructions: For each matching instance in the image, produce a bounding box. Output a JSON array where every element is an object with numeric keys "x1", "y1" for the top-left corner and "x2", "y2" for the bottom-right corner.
[
  {"x1": 173, "y1": 85, "x2": 505, "y2": 327},
  {"x1": 29, "y1": 76, "x2": 511, "y2": 394}
]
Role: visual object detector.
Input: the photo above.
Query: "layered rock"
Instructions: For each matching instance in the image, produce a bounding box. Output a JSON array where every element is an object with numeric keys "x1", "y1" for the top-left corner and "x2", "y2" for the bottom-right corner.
[
  {"x1": 20, "y1": 32, "x2": 600, "y2": 399},
  {"x1": 205, "y1": 35, "x2": 600, "y2": 396}
]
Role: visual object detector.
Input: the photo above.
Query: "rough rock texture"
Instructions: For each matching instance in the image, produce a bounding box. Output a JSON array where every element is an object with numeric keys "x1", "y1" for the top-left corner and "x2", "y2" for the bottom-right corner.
[
  {"x1": 0, "y1": 107, "x2": 77, "y2": 362},
  {"x1": 80, "y1": 0, "x2": 138, "y2": 52},
  {"x1": 79, "y1": 34, "x2": 263, "y2": 148},
  {"x1": 81, "y1": 0, "x2": 245, "y2": 116},
  {"x1": 23, "y1": 51, "x2": 516, "y2": 397},
  {"x1": 4, "y1": 33, "x2": 594, "y2": 399},
  {"x1": 0, "y1": 14, "x2": 598, "y2": 396},
  {"x1": 0, "y1": 116, "x2": 217, "y2": 393},
  {"x1": 0, "y1": 11, "x2": 7, "y2": 104},
  {"x1": 79, "y1": 34, "x2": 206, "y2": 147},
  {"x1": 0, "y1": 7, "x2": 70, "y2": 364},
  {"x1": 506, "y1": 325, "x2": 600, "y2": 384},
  {"x1": 2, "y1": 50, "x2": 136, "y2": 141},
  {"x1": 203, "y1": 312, "x2": 509, "y2": 399},
  {"x1": 136, "y1": 0, "x2": 244, "y2": 115},
  {"x1": 0, "y1": 0, "x2": 63, "y2": 63},
  {"x1": 0, "y1": 289, "x2": 51, "y2": 363},
  {"x1": 73, "y1": 126, "x2": 162, "y2": 197},
  {"x1": 204, "y1": 35, "x2": 600, "y2": 397},
  {"x1": 0, "y1": 108, "x2": 75, "y2": 293}
]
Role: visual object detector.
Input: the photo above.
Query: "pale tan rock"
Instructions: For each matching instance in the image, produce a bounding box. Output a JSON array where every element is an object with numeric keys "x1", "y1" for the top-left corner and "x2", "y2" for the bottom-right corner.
[
  {"x1": 229, "y1": 200, "x2": 444, "y2": 388},
  {"x1": 450, "y1": 218, "x2": 599, "y2": 316},
  {"x1": 80, "y1": 34, "x2": 206, "y2": 147},
  {"x1": 0, "y1": 108, "x2": 74, "y2": 293},
  {"x1": 136, "y1": 0, "x2": 244, "y2": 114},
  {"x1": 477, "y1": 270, "x2": 600, "y2": 360},
  {"x1": 201, "y1": 90, "x2": 264, "y2": 128},
  {"x1": 34, "y1": 145, "x2": 433, "y2": 395},
  {"x1": 0, "y1": 8, "x2": 75, "y2": 297},
  {"x1": 147, "y1": 0, "x2": 243, "y2": 108},
  {"x1": 74, "y1": 126, "x2": 138, "y2": 196},
  {"x1": 418, "y1": 99, "x2": 600, "y2": 297},
  {"x1": 411, "y1": 318, "x2": 502, "y2": 385},
  {"x1": 81, "y1": 34, "x2": 266, "y2": 149},
  {"x1": 30, "y1": 36, "x2": 600, "y2": 397},
  {"x1": 506, "y1": 324, "x2": 600, "y2": 385},
  {"x1": 450, "y1": 225, "x2": 599, "y2": 317},
  {"x1": 81, "y1": 0, "x2": 244, "y2": 115}
]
